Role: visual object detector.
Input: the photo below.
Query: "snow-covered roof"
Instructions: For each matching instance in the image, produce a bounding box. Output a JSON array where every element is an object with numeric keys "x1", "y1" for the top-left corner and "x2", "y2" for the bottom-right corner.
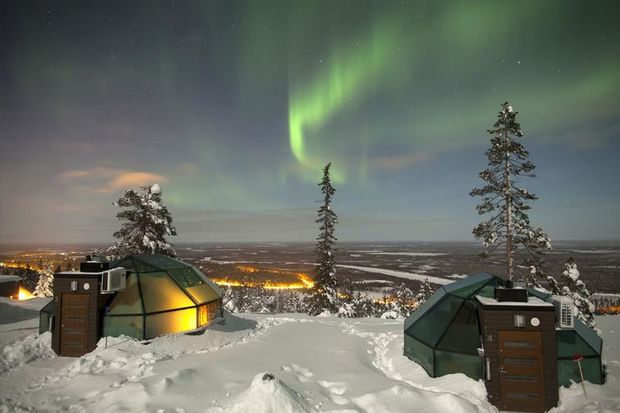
[
  {"x1": 476, "y1": 295, "x2": 553, "y2": 307},
  {"x1": 0, "y1": 275, "x2": 20, "y2": 283}
]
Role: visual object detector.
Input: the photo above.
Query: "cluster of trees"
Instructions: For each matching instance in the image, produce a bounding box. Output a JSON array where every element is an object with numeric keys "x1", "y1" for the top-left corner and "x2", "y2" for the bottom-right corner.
[
  {"x1": 591, "y1": 293, "x2": 620, "y2": 315},
  {"x1": 338, "y1": 280, "x2": 434, "y2": 319},
  {"x1": 222, "y1": 279, "x2": 434, "y2": 319},
  {"x1": 0, "y1": 265, "x2": 39, "y2": 292}
]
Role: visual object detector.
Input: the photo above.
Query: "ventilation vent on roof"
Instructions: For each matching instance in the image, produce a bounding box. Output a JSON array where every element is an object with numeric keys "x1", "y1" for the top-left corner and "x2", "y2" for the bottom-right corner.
[{"x1": 551, "y1": 295, "x2": 574, "y2": 329}]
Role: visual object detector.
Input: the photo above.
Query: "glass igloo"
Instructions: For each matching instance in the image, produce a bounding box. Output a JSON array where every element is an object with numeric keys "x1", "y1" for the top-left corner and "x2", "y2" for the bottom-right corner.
[
  {"x1": 404, "y1": 272, "x2": 500, "y2": 379},
  {"x1": 103, "y1": 255, "x2": 223, "y2": 340},
  {"x1": 404, "y1": 272, "x2": 605, "y2": 385}
]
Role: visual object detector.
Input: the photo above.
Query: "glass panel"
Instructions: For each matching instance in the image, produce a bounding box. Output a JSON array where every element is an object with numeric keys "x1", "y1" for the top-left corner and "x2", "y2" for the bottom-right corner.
[
  {"x1": 527, "y1": 287, "x2": 551, "y2": 301},
  {"x1": 574, "y1": 319, "x2": 602, "y2": 355},
  {"x1": 104, "y1": 315, "x2": 144, "y2": 339},
  {"x1": 199, "y1": 305, "x2": 208, "y2": 327},
  {"x1": 404, "y1": 334, "x2": 434, "y2": 377},
  {"x1": 407, "y1": 294, "x2": 463, "y2": 347},
  {"x1": 134, "y1": 254, "x2": 185, "y2": 270},
  {"x1": 447, "y1": 278, "x2": 493, "y2": 299},
  {"x1": 437, "y1": 301, "x2": 480, "y2": 353},
  {"x1": 38, "y1": 301, "x2": 54, "y2": 334},
  {"x1": 107, "y1": 273, "x2": 143, "y2": 315},
  {"x1": 113, "y1": 257, "x2": 136, "y2": 273},
  {"x1": 168, "y1": 267, "x2": 205, "y2": 289},
  {"x1": 186, "y1": 283, "x2": 220, "y2": 304},
  {"x1": 557, "y1": 358, "x2": 603, "y2": 386},
  {"x1": 557, "y1": 330, "x2": 597, "y2": 357},
  {"x1": 145, "y1": 308, "x2": 197, "y2": 338},
  {"x1": 476, "y1": 285, "x2": 496, "y2": 299},
  {"x1": 130, "y1": 257, "x2": 160, "y2": 273},
  {"x1": 139, "y1": 272, "x2": 194, "y2": 313},
  {"x1": 40, "y1": 300, "x2": 54, "y2": 314},
  {"x1": 443, "y1": 273, "x2": 492, "y2": 295},
  {"x1": 435, "y1": 350, "x2": 482, "y2": 379},
  {"x1": 39, "y1": 312, "x2": 52, "y2": 334},
  {"x1": 198, "y1": 300, "x2": 222, "y2": 327},
  {"x1": 404, "y1": 288, "x2": 446, "y2": 331}
]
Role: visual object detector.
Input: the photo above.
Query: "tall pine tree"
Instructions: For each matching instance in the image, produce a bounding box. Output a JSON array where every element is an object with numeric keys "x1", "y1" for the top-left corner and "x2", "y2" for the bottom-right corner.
[
  {"x1": 107, "y1": 183, "x2": 177, "y2": 259},
  {"x1": 308, "y1": 163, "x2": 339, "y2": 316},
  {"x1": 470, "y1": 102, "x2": 551, "y2": 282}
]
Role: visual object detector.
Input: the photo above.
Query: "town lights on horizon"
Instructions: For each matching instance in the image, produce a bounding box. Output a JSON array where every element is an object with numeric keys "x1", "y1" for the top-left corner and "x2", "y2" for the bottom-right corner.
[{"x1": 212, "y1": 272, "x2": 315, "y2": 290}]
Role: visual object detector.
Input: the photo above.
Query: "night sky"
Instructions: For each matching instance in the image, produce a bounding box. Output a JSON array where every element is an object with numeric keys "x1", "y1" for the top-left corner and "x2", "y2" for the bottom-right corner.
[{"x1": 1, "y1": 1, "x2": 619, "y2": 244}]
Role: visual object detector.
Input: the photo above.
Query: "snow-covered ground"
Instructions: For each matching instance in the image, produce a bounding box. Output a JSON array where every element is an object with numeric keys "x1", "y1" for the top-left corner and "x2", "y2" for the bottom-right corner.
[{"x1": 0, "y1": 298, "x2": 619, "y2": 412}]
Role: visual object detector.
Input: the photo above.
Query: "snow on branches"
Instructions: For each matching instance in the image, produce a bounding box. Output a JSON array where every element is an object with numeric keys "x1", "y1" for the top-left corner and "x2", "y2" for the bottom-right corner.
[
  {"x1": 548, "y1": 258, "x2": 597, "y2": 332},
  {"x1": 107, "y1": 183, "x2": 177, "y2": 259},
  {"x1": 470, "y1": 102, "x2": 551, "y2": 281},
  {"x1": 34, "y1": 267, "x2": 54, "y2": 297}
]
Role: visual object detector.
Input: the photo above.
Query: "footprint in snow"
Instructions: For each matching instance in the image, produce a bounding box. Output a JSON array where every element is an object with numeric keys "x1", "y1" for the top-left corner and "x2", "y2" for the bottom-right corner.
[
  {"x1": 317, "y1": 380, "x2": 350, "y2": 405},
  {"x1": 281, "y1": 363, "x2": 314, "y2": 383}
]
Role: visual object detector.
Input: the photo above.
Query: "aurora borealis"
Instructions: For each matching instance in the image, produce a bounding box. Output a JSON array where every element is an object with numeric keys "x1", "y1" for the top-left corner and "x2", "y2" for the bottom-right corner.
[{"x1": 1, "y1": 1, "x2": 619, "y2": 243}]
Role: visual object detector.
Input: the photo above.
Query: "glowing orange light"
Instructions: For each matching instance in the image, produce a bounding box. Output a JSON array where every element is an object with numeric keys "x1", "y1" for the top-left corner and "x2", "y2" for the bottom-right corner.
[
  {"x1": 17, "y1": 286, "x2": 35, "y2": 300},
  {"x1": 212, "y1": 270, "x2": 316, "y2": 290},
  {"x1": 598, "y1": 306, "x2": 620, "y2": 315},
  {"x1": 212, "y1": 279, "x2": 247, "y2": 288},
  {"x1": 236, "y1": 265, "x2": 259, "y2": 273}
]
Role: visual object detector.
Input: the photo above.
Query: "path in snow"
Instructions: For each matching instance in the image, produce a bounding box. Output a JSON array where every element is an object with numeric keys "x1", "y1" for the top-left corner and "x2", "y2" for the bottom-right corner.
[{"x1": 1, "y1": 307, "x2": 619, "y2": 413}]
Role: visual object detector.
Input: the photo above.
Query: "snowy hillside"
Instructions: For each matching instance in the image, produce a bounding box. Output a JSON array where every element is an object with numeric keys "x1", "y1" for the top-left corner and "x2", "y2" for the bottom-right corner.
[{"x1": 0, "y1": 298, "x2": 619, "y2": 413}]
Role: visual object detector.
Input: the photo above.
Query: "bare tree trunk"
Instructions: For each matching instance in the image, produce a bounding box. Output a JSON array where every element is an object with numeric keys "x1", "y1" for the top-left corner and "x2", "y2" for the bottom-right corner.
[{"x1": 503, "y1": 121, "x2": 514, "y2": 281}]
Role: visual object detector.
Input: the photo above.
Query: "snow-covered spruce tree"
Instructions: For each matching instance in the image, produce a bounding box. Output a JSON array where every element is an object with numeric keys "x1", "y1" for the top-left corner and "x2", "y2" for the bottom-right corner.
[
  {"x1": 223, "y1": 285, "x2": 237, "y2": 313},
  {"x1": 350, "y1": 291, "x2": 374, "y2": 317},
  {"x1": 34, "y1": 267, "x2": 54, "y2": 297},
  {"x1": 337, "y1": 279, "x2": 356, "y2": 318},
  {"x1": 470, "y1": 102, "x2": 551, "y2": 282},
  {"x1": 548, "y1": 258, "x2": 597, "y2": 331},
  {"x1": 393, "y1": 283, "x2": 415, "y2": 317},
  {"x1": 107, "y1": 183, "x2": 177, "y2": 259},
  {"x1": 307, "y1": 163, "x2": 339, "y2": 316},
  {"x1": 415, "y1": 278, "x2": 434, "y2": 307}
]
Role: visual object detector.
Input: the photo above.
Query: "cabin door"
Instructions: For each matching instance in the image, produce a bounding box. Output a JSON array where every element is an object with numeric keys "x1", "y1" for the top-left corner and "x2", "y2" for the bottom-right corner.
[
  {"x1": 60, "y1": 293, "x2": 90, "y2": 357},
  {"x1": 498, "y1": 330, "x2": 545, "y2": 412}
]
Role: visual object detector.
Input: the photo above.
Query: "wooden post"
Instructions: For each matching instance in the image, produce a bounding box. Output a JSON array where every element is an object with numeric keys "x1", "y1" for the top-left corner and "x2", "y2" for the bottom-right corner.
[{"x1": 572, "y1": 354, "x2": 587, "y2": 399}]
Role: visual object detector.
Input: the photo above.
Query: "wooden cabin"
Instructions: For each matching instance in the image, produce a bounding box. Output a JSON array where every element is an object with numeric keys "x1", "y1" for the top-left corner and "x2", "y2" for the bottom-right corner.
[{"x1": 477, "y1": 292, "x2": 558, "y2": 412}]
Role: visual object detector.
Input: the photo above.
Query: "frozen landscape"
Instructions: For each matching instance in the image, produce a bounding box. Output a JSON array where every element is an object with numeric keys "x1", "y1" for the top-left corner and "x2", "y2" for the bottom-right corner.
[{"x1": 1, "y1": 297, "x2": 619, "y2": 413}]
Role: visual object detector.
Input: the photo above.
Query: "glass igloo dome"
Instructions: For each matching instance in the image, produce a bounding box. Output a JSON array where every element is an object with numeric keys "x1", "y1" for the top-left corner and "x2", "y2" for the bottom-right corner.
[{"x1": 103, "y1": 254, "x2": 223, "y2": 340}]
